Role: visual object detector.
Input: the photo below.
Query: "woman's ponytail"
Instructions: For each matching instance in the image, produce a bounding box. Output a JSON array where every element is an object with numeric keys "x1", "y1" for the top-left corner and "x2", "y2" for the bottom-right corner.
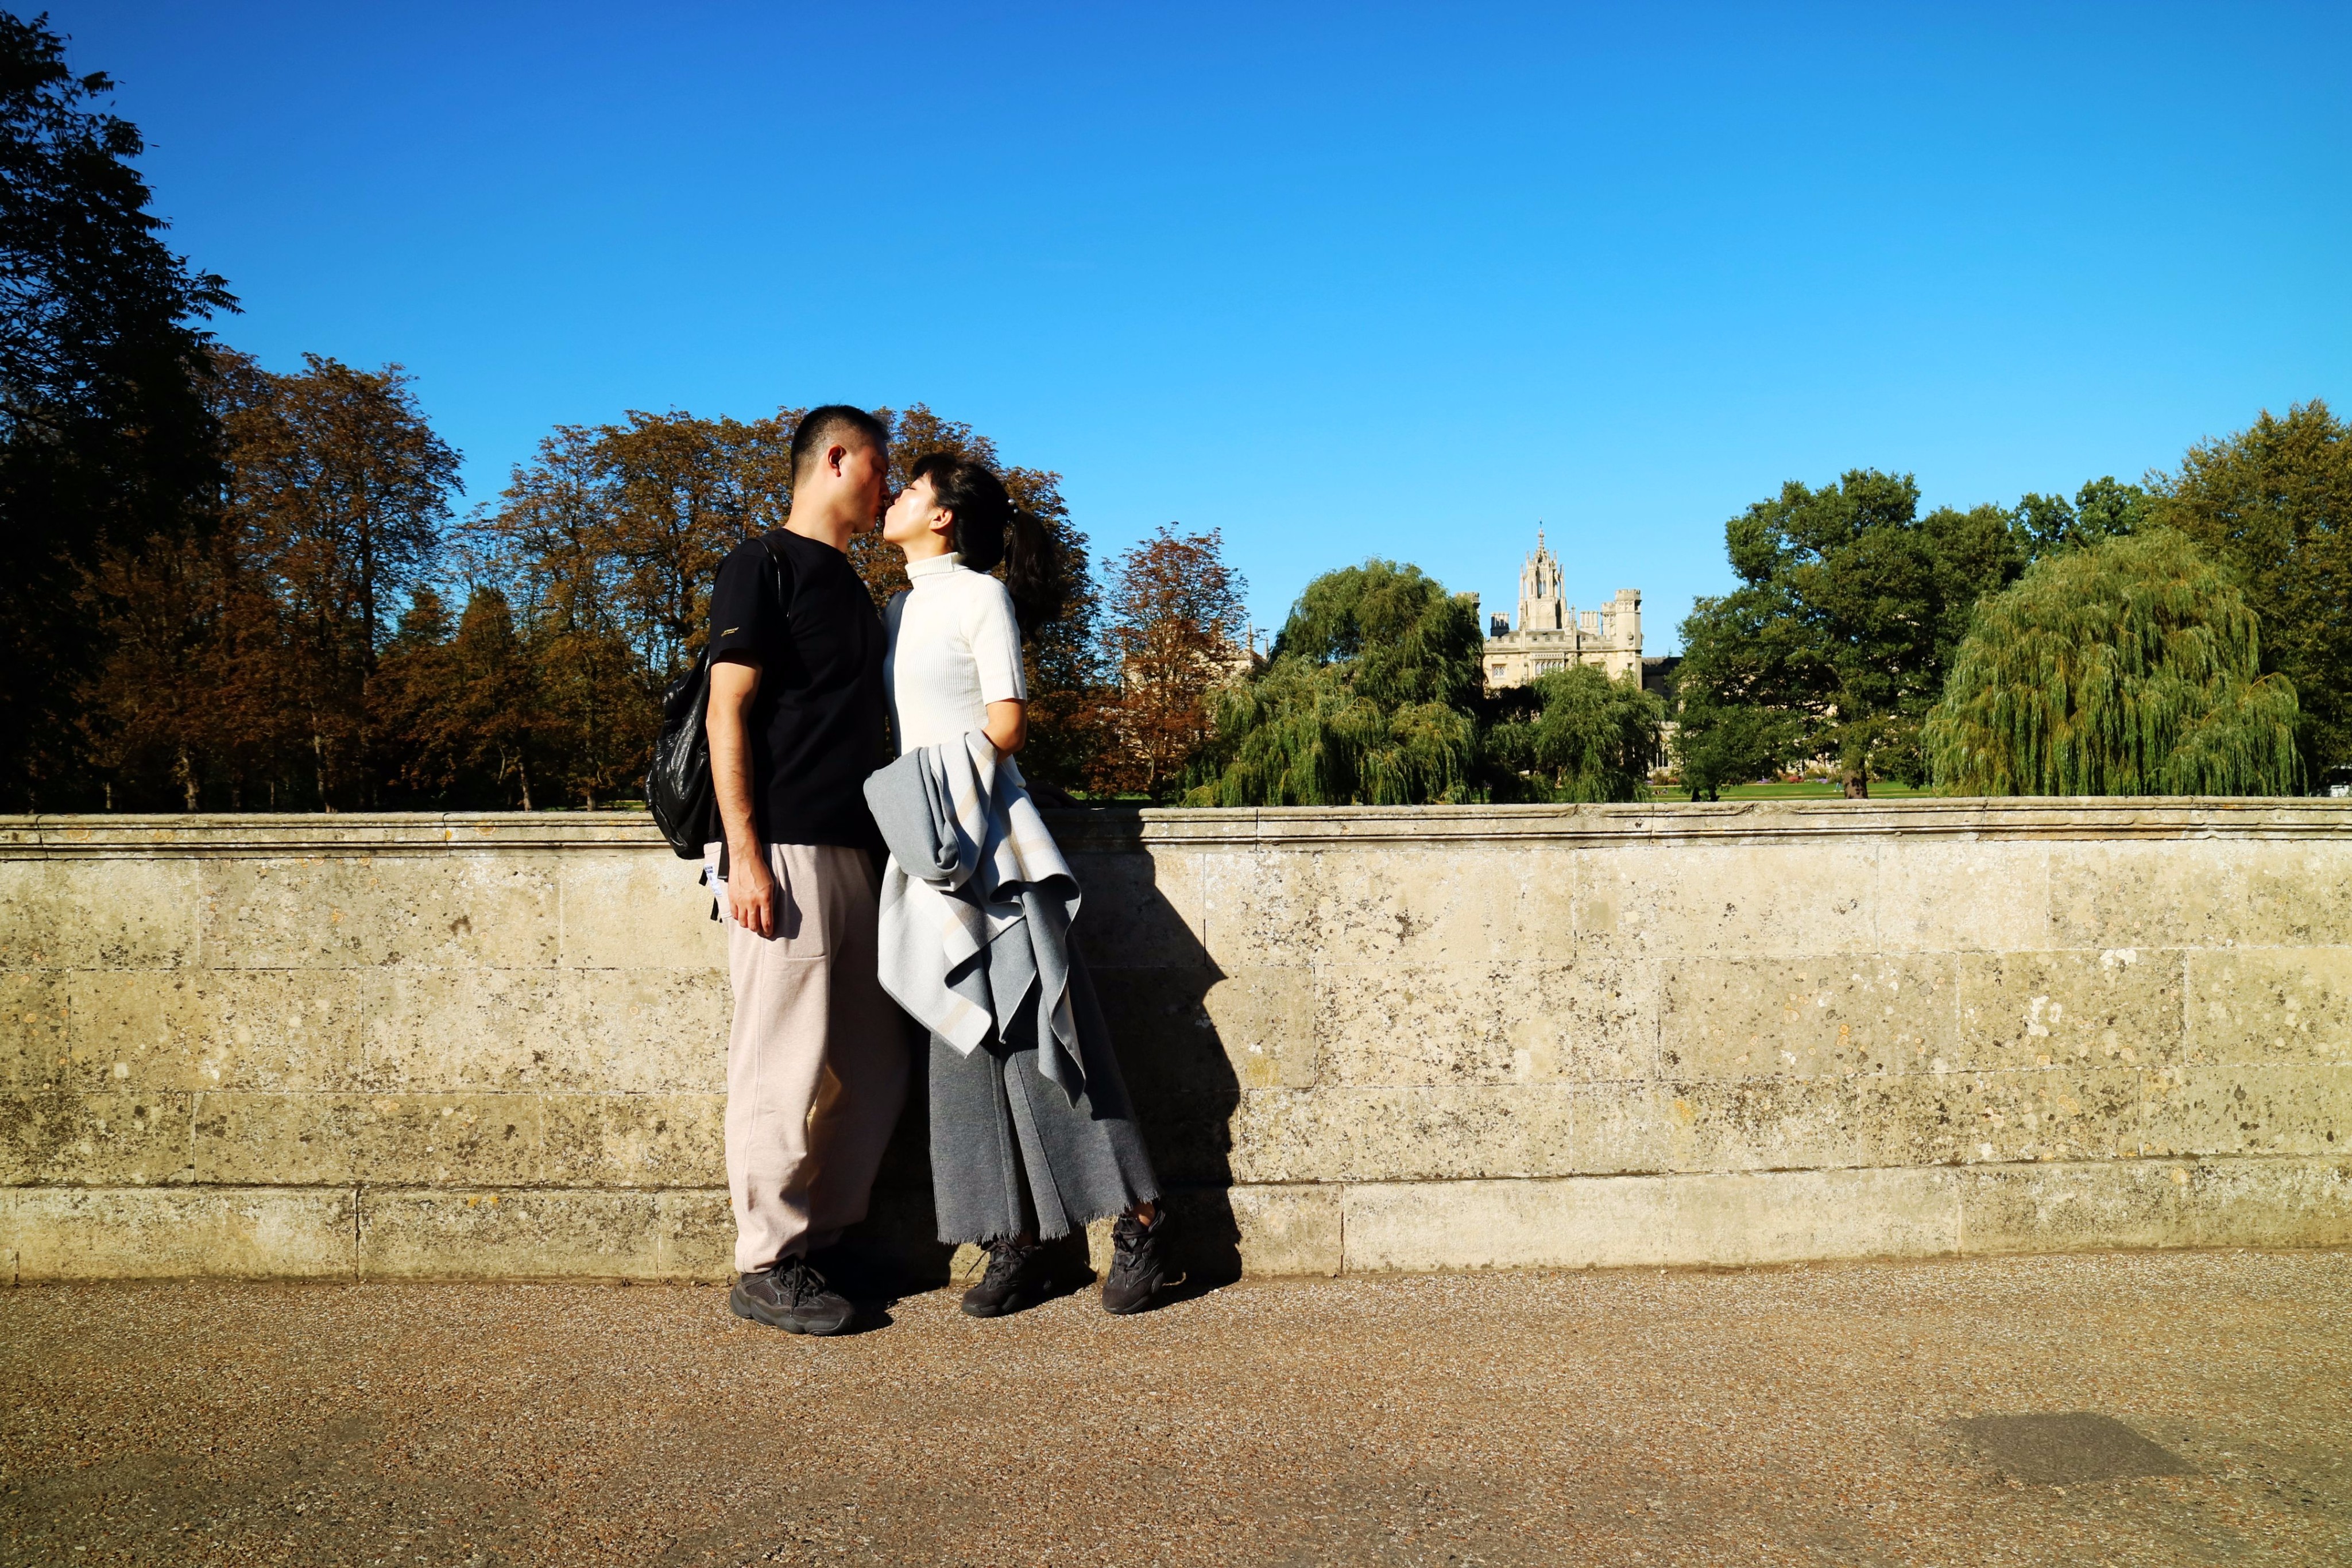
[{"x1": 912, "y1": 451, "x2": 1066, "y2": 632}]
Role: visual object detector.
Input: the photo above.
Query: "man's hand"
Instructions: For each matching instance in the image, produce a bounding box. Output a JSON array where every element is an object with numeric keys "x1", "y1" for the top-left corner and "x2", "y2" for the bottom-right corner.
[{"x1": 728, "y1": 843, "x2": 780, "y2": 939}]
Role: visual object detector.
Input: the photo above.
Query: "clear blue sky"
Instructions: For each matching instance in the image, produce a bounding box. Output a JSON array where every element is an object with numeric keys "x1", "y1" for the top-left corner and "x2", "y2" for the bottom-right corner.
[{"x1": 55, "y1": 2, "x2": 2351, "y2": 651}]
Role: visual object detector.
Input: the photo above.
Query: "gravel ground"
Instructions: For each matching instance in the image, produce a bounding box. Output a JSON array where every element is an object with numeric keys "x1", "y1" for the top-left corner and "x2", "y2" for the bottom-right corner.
[{"x1": 3, "y1": 1249, "x2": 2347, "y2": 1567}]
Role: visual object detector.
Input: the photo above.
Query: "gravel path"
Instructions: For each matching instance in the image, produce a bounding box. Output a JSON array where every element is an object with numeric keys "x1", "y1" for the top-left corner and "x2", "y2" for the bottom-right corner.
[{"x1": 3, "y1": 1249, "x2": 2347, "y2": 1566}]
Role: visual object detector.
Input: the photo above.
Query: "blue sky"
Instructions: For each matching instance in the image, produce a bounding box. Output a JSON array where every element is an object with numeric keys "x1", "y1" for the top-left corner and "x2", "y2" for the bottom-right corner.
[{"x1": 57, "y1": 2, "x2": 2351, "y2": 651}]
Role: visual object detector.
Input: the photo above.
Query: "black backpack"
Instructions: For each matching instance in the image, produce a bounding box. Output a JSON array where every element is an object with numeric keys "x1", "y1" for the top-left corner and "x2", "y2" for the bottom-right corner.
[{"x1": 645, "y1": 535, "x2": 790, "y2": 858}]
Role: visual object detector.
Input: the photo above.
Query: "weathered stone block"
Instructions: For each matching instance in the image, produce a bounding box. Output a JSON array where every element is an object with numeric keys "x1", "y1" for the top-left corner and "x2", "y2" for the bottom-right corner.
[
  {"x1": 1575, "y1": 842, "x2": 1879, "y2": 959},
  {"x1": 556, "y1": 851, "x2": 722, "y2": 970},
  {"x1": 1314, "y1": 963, "x2": 1513, "y2": 1087},
  {"x1": 1505, "y1": 959, "x2": 1657, "y2": 1083},
  {"x1": 358, "y1": 1187, "x2": 663, "y2": 1277},
  {"x1": 1959, "y1": 1160, "x2": 2186, "y2": 1254},
  {"x1": 1661, "y1": 955, "x2": 1953, "y2": 1080},
  {"x1": 5, "y1": 1185, "x2": 357, "y2": 1279},
  {"x1": 2050, "y1": 841, "x2": 2352, "y2": 950},
  {"x1": 2185, "y1": 947, "x2": 2352, "y2": 1066},
  {"x1": 1227, "y1": 1085, "x2": 1579, "y2": 1183},
  {"x1": 1954, "y1": 949, "x2": 2183, "y2": 1071},
  {"x1": 1639, "y1": 1078, "x2": 1864, "y2": 1173},
  {"x1": 356, "y1": 969, "x2": 580, "y2": 1090},
  {"x1": 1198, "y1": 849, "x2": 1320, "y2": 969},
  {"x1": 64, "y1": 969, "x2": 365, "y2": 1091},
  {"x1": 1225, "y1": 1183, "x2": 1344, "y2": 1275},
  {"x1": 197, "y1": 854, "x2": 558, "y2": 969},
  {"x1": 192, "y1": 1091, "x2": 543, "y2": 1185},
  {"x1": 2142, "y1": 1064, "x2": 2352, "y2": 1157},
  {"x1": 0, "y1": 1090, "x2": 192, "y2": 1184},
  {"x1": 1854, "y1": 1068, "x2": 2142, "y2": 1166},
  {"x1": 0, "y1": 858, "x2": 201, "y2": 970},
  {"x1": 1094, "y1": 966, "x2": 1312, "y2": 1101},
  {"x1": 1306, "y1": 846, "x2": 1576, "y2": 965},
  {"x1": 0, "y1": 971, "x2": 67, "y2": 1087},
  {"x1": 1871, "y1": 840, "x2": 2050, "y2": 954},
  {"x1": 1068, "y1": 849, "x2": 1208, "y2": 970},
  {"x1": 567, "y1": 968, "x2": 736, "y2": 1093},
  {"x1": 1316, "y1": 961, "x2": 1655, "y2": 1090},
  {"x1": 1340, "y1": 1168, "x2": 1961, "y2": 1272},
  {"x1": 2180, "y1": 1156, "x2": 2352, "y2": 1248},
  {"x1": 653, "y1": 1187, "x2": 734, "y2": 1278},
  {"x1": 539, "y1": 1092, "x2": 724, "y2": 1187}
]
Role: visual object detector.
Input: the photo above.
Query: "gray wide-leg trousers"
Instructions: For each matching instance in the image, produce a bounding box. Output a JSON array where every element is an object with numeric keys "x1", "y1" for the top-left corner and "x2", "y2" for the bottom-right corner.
[{"x1": 929, "y1": 954, "x2": 1159, "y2": 1245}]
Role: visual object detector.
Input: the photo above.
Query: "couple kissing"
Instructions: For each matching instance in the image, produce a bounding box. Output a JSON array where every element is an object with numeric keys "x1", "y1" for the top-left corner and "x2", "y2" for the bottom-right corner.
[{"x1": 694, "y1": 405, "x2": 1169, "y2": 1337}]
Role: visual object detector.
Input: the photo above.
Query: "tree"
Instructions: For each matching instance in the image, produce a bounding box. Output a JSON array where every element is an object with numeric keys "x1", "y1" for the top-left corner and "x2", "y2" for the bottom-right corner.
[
  {"x1": 0, "y1": 13, "x2": 234, "y2": 806},
  {"x1": 1097, "y1": 527, "x2": 1246, "y2": 799},
  {"x1": 2015, "y1": 475, "x2": 2151, "y2": 560},
  {"x1": 1925, "y1": 530, "x2": 2299, "y2": 796},
  {"x1": 1188, "y1": 559, "x2": 1498, "y2": 807},
  {"x1": 1486, "y1": 664, "x2": 1665, "y2": 803},
  {"x1": 2151, "y1": 401, "x2": 2351, "y2": 782},
  {"x1": 222, "y1": 351, "x2": 461, "y2": 806},
  {"x1": 1670, "y1": 686, "x2": 1799, "y2": 802},
  {"x1": 372, "y1": 586, "x2": 547, "y2": 807},
  {"x1": 1676, "y1": 470, "x2": 2022, "y2": 796}
]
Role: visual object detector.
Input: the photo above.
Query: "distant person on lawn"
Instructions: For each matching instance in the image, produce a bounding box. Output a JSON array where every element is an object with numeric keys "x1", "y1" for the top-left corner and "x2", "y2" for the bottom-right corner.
[{"x1": 703, "y1": 405, "x2": 906, "y2": 1336}]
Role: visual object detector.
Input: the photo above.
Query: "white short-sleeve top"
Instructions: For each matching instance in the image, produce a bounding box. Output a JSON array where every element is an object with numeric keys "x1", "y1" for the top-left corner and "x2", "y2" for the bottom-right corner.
[{"x1": 884, "y1": 553, "x2": 1028, "y2": 755}]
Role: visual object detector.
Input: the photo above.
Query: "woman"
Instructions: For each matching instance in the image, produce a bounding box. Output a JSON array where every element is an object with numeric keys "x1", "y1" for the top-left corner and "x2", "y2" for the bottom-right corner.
[{"x1": 877, "y1": 451, "x2": 1173, "y2": 1317}]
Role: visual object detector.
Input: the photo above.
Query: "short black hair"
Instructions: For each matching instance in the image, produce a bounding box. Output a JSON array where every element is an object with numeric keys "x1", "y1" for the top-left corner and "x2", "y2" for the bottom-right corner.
[{"x1": 790, "y1": 405, "x2": 889, "y2": 485}]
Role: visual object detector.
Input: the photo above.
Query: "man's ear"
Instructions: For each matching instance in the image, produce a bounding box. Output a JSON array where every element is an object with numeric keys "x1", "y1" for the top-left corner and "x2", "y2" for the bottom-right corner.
[{"x1": 823, "y1": 442, "x2": 850, "y2": 478}]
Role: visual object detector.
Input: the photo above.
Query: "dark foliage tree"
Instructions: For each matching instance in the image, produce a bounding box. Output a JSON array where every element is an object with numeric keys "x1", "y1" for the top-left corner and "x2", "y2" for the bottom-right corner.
[
  {"x1": 1675, "y1": 470, "x2": 2022, "y2": 796},
  {"x1": 0, "y1": 12, "x2": 234, "y2": 806},
  {"x1": 2015, "y1": 475, "x2": 2152, "y2": 561},
  {"x1": 2150, "y1": 400, "x2": 2351, "y2": 783},
  {"x1": 1669, "y1": 687, "x2": 1800, "y2": 801}
]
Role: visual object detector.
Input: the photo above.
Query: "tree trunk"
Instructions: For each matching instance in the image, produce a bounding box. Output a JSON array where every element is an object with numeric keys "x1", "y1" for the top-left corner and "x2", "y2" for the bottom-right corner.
[
  {"x1": 177, "y1": 745, "x2": 199, "y2": 811},
  {"x1": 1842, "y1": 765, "x2": 1870, "y2": 799}
]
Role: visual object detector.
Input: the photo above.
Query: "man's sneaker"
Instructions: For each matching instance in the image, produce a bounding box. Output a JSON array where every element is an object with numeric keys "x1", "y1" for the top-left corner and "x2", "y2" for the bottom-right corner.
[
  {"x1": 960, "y1": 1236, "x2": 1058, "y2": 1318},
  {"x1": 730, "y1": 1255, "x2": 856, "y2": 1335},
  {"x1": 1101, "y1": 1207, "x2": 1174, "y2": 1315}
]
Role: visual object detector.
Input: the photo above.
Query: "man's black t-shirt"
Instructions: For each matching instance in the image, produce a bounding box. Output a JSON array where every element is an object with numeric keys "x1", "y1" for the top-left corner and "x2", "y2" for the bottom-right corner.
[{"x1": 706, "y1": 530, "x2": 887, "y2": 851}]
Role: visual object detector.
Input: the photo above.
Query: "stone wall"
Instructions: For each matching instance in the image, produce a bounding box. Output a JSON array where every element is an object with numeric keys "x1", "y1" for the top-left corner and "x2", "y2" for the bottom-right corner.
[{"x1": 3, "y1": 801, "x2": 2348, "y2": 1281}]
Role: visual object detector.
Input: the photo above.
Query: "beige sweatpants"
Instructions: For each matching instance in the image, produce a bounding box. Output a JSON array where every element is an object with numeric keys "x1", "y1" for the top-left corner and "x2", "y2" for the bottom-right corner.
[{"x1": 709, "y1": 841, "x2": 910, "y2": 1275}]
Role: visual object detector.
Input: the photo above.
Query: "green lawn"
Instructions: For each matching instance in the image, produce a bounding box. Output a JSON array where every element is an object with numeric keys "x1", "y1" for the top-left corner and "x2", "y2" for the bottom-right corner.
[{"x1": 1646, "y1": 780, "x2": 1932, "y2": 800}]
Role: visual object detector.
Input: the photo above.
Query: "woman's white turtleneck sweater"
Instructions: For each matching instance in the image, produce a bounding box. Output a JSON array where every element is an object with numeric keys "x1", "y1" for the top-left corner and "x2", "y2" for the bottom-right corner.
[{"x1": 884, "y1": 553, "x2": 1027, "y2": 756}]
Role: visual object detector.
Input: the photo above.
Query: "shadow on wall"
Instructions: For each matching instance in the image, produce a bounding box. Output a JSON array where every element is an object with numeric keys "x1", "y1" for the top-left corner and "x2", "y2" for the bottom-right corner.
[{"x1": 844, "y1": 835, "x2": 1245, "y2": 1292}]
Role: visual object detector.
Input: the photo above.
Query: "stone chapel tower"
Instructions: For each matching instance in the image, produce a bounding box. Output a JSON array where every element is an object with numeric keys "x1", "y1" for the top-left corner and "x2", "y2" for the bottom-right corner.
[{"x1": 1481, "y1": 525, "x2": 1643, "y2": 690}]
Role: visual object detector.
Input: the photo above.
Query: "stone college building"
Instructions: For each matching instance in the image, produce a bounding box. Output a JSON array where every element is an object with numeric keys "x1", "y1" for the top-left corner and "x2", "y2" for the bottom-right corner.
[{"x1": 1479, "y1": 527, "x2": 1646, "y2": 690}]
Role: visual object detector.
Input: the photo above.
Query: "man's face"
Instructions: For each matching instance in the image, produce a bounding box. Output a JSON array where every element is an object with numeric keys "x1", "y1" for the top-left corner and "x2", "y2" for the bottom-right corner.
[{"x1": 839, "y1": 440, "x2": 888, "y2": 531}]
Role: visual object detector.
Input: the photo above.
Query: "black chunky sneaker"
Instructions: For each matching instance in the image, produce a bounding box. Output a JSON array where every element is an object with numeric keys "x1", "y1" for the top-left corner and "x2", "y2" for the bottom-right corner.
[
  {"x1": 1101, "y1": 1207, "x2": 1174, "y2": 1315},
  {"x1": 960, "y1": 1236, "x2": 1058, "y2": 1319},
  {"x1": 730, "y1": 1254, "x2": 856, "y2": 1335}
]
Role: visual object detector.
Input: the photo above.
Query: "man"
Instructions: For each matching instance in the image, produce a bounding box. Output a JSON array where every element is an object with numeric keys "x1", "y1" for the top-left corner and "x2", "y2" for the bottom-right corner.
[{"x1": 705, "y1": 405, "x2": 906, "y2": 1335}]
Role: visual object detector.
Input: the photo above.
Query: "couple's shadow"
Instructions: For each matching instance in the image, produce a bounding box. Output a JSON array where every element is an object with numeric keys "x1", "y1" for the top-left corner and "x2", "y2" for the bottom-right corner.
[{"x1": 834, "y1": 814, "x2": 1245, "y2": 1318}]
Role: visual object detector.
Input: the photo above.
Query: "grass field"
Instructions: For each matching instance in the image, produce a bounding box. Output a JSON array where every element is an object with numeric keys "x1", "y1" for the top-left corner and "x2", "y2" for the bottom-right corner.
[{"x1": 1647, "y1": 780, "x2": 1932, "y2": 800}]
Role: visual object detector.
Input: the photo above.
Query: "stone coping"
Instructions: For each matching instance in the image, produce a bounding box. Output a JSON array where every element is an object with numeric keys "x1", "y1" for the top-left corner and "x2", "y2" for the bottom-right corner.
[{"x1": 1, "y1": 797, "x2": 2348, "y2": 857}]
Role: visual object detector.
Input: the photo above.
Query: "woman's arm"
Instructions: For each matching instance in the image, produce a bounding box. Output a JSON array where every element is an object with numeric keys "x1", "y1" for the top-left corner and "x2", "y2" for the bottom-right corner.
[{"x1": 983, "y1": 698, "x2": 1027, "y2": 754}]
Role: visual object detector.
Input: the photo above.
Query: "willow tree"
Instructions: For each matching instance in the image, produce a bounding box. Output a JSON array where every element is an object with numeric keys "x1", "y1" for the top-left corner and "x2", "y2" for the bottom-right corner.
[
  {"x1": 1186, "y1": 560, "x2": 1487, "y2": 805},
  {"x1": 1925, "y1": 530, "x2": 2300, "y2": 796},
  {"x1": 1487, "y1": 665, "x2": 1664, "y2": 803}
]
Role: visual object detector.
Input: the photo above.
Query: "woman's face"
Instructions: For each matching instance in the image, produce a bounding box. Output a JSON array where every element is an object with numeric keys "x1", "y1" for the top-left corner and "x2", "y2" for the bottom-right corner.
[{"x1": 882, "y1": 474, "x2": 955, "y2": 551}]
